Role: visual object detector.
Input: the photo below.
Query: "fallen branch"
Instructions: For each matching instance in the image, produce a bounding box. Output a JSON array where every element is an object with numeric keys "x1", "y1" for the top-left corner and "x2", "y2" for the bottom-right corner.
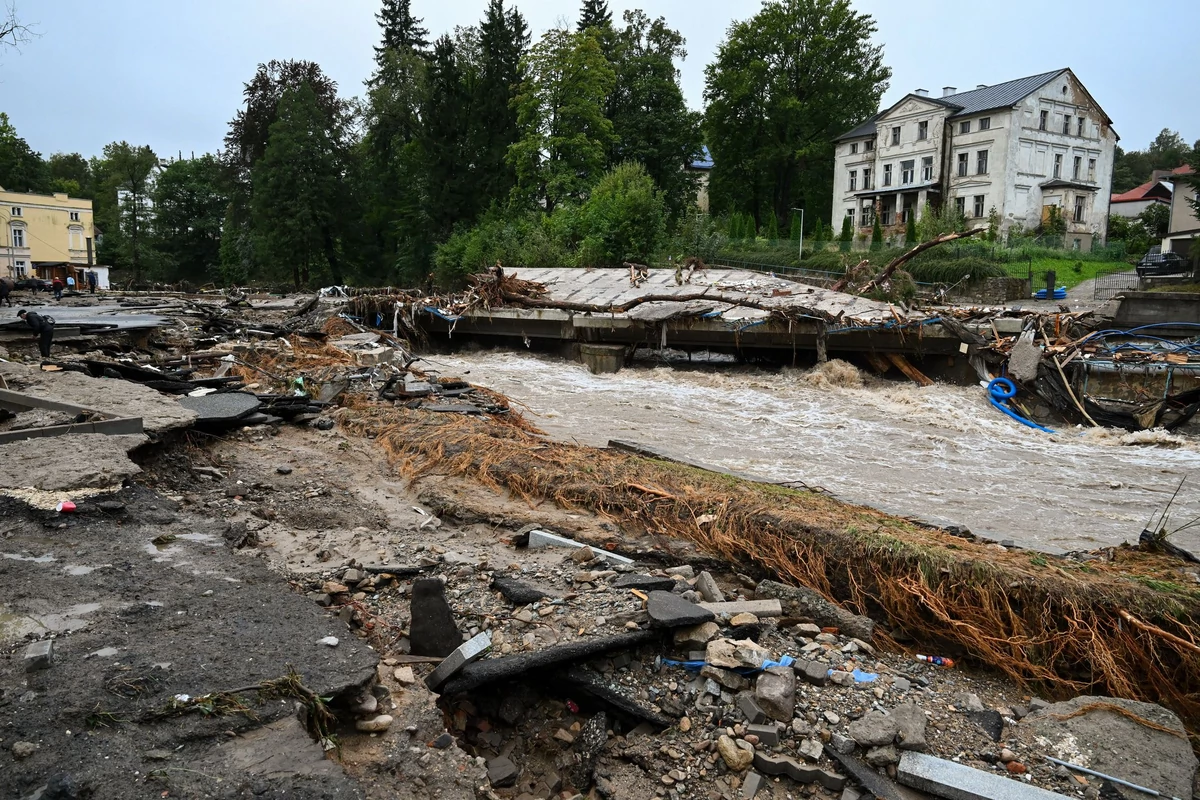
[
  {"x1": 1119, "y1": 608, "x2": 1200, "y2": 657},
  {"x1": 625, "y1": 482, "x2": 676, "y2": 500},
  {"x1": 498, "y1": 288, "x2": 829, "y2": 321},
  {"x1": 832, "y1": 228, "x2": 987, "y2": 294}
]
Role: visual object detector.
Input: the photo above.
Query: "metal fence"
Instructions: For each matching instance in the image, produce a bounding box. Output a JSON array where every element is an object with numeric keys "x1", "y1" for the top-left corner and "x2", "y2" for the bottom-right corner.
[
  {"x1": 708, "y1": 256, "x2": 843, "y2": 287},
  {"x1": 1092, "y1": 266, "x2": 1139, "y2": 301}
]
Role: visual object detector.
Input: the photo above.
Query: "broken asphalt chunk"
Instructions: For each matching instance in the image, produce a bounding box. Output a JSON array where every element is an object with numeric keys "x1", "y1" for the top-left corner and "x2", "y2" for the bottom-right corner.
[
  {"x1": 647, "y1": 590, "x2": 715, "y2": 628},
  {"x1": 490, "y1": 575, "x2": 551, "y2": 605},
  {"x1": 611, "y1": 573, "x2": 676, "y2": 592},
  {"x1": 437, "y1": 630, "x2": 659, "y2": 696},
  {"x1": 425, "y1": 632, "x2": 493, "y2": 692},
  {"x1": 409, "y1": 578, "x2": 462, "y2": 658},
  {"x1": 561, "y1": 666, "x2": 674, "y2": 728}
]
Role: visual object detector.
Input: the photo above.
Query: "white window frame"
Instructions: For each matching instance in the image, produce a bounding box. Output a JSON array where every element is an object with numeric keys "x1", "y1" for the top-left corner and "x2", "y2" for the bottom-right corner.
[
  {"x1": 882, "y1": 164, "x2": 893, "y2": 187},
  {"x1": 901, "y1": 160, "x2": 915, "y2": 185},
  {"x1": 850, "y1": 142, "x2": 858, "y2": 155},
  {"x1": 1073, "y1": 196, "x2": 1086, "y2": 223},
  {"x1": 1062, "y1": 115, "x2": 1071, "y2": 135},
  {"x1": 957, "y1": 153, "x2": 969, "y2": 177},
  {"x1": 977, "y1": 150, "x2": 989, "y2": 175},
  {"x1": 13, "y1": 260, "x2": 27, "y2": 277},
  {"x1": 891, "y1": 126, "x2": 901, "y2": 146},
  {"x1": 1072, "y1": 156, "x2": 1082, "y2": 180},
  {"x1": 11, "y1": 225, "x2": 26, "y2": 248},
  {"x1": 846, "y1": 208, "x2": 855, "y2": 227},
  {"x1": 69, "y1": 210, "x2": 81, "y2": 222},
  {"x1": 1039, "y1": 110, "x2": 1048, "y2": 130},
  {"x1": 921, "y1": 156, "x2": 933, "y2": 182},
  {"x1": 979, "y1": 117, "x2": 991, "y2": 131},
  {"x1": 862, "y1": 167, "x2": 871, "y2": 189},
  {"x1": 848, "y1": 170, "x2": 857, "y2": 191},
  {"x1": 954, "y1": 196, "x2": 966, "y2": 216},
  {"x1": 865, "y1": 139, "x2": 875, "y2": 152},
  {"x1": 973, "y1": 195, "x2": 985, "y2": 218},
  {"x1": 10, "y1": 206, "x2": 21, "y2": 217},
  {"x1": 1076, "y1": 117, "x2": 1085, "y2": 137},
  {"x1": 959, "y1": 120, "x2": 971, "y2": 134},
  {"x1": 1087, "y1": 158, "x2": 1096, "y2": 181},
  {"x1": 917, "y1": 121, "x2": 928, "y2": 140},
  {"x1": 1053, "y1": 154, "x2": 1063, "y2": 178}
]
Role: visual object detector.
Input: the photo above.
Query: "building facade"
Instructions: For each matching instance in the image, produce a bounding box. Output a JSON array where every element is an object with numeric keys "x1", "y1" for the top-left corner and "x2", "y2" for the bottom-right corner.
[
  {"x1": 0, "y1": 187, "x2": 96, "y2": 280},
  {"x1": 832, "y1": 69, "x2": 1117, "y2": 250},
  {"x1": 1164, "y1": 166, "x2": 1198, "y2": 260}
]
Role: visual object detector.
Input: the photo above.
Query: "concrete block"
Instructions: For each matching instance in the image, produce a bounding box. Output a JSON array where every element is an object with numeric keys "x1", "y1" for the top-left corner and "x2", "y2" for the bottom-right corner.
[
  {"x1": 744, "y1": 723, "x2": 780, "y2": 747},
  {"x1": 695, "y1": 571, "x2": 725, "y2": 603},
  {"x1": 698, "y1": 599, "x2": 783, "y2": 617},
  {"x1": 752, "y1": 751, "x2": 846, "y2": 792},
  {"x1": 24, "y1": 639, "x2": 54, "y2": 672},
  {"x1": 741, "y1": 771, "x2": 765, "y2": 798},
  {"x1": 897, "y1": 752, "x2": 1070, "y2": 800},
  {"x1": 425, "y1": 632, "x2": 492, "y2": 692},
  {"x1": 527, "y1": 530, "x2": 634, "y2": 564}
]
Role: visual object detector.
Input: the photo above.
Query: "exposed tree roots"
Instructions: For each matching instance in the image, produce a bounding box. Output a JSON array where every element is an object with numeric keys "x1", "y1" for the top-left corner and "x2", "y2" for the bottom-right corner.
[{"x1": 340, "y1": 404, "x2": 1200, "y2": 740}]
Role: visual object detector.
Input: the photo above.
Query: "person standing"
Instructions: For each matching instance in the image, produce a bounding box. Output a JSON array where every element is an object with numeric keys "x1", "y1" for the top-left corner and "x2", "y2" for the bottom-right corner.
[
  {"x1": 17, "y1": 309, "x2": 54, "y2": 358},
  {"x1": 51, "y1": 277, "x2": 64, "y2": 300},
  {"x1": 0, "y1": 277, "x2": 13, "y2": 307},
  {"x1": 87, "y1": 271, "x2": 97, "y2": 294},
  {"x1": 66, "y1": 274, "x2": 76, "y2": 292}
]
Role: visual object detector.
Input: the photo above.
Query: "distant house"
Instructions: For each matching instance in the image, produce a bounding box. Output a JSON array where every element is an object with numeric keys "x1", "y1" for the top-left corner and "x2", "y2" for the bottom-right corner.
[
  {"x1": 1164, "y1": 165, "x2": 1199, "y2": 260},
  {"x1": 833, "y1": 68, "x2": 1118, "y2": 251},
  {"x1": 1110, "y1": 177, "x2": 1173, "y2": 219},
  {"x1": 0, "y1": 187, "x2": 96, "y2": 280},
  {"x1": 687, "y1": 146, "x2": 714, "y2": 212}
]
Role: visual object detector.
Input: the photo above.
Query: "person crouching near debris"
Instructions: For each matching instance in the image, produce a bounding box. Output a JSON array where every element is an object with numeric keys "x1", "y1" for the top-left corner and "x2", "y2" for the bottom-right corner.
[{"x1": 17, "y1": 309, "x2": 54, "y2": 358}]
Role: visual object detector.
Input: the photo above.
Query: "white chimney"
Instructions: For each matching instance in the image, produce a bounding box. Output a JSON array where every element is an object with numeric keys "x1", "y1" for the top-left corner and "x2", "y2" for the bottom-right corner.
[
  {"x1": 942, "y1": 86, "x2": 957, "y2": 97},
  {"x1": 914, "y1": 88, "x2": 929, "y2": 97},
  {"x1": 976, "y1": 84, "x2": 987, "y2": 90}
]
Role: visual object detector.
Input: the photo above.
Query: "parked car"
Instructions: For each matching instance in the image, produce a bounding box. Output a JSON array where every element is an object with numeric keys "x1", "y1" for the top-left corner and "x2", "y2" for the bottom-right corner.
[
  {"x1": 1136, "y1": 252, "x2": 1188, "y2": 278},
  {"x1": 14, "y1": 278, "x2": 52, "y2": 292}
]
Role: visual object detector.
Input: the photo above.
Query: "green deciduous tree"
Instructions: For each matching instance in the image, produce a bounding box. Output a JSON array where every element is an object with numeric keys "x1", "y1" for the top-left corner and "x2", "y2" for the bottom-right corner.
[
  {"x1": 509, "y1": 27, "x2": 615, "y2": 214},
  {"x1": 1138, "y1": 203, "x2": 1170, "y2": 240},
  {"x1": 572, "y1": 161, "x2": 667, "y2": 266},
  {"x1": 102, "y1": 141, "x2": 159, "y2": 282},
  {"x1": 606, "y1": 11, "x2": 703, "y2": 219},
  {"x1": 704, "y1": 0, "x2": 889, "y2": 231},
  {"x1": 0, "y1": 112, "x2": 48, "y2": 192},
  {"x1": 152, "y1": 155, "x2": 228, "y2": 283},
  {"x1": 252, "y1": 84, "x2": 343, "y2": 288},
  {"x1": 45, "y1": 152, "x2": 92, "y2": 197}
]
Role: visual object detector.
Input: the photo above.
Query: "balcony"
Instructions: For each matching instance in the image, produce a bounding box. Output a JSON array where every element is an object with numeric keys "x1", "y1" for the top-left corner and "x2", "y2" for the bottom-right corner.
[{"x1": 69, "y1": 249, "x2": 90, "y2": 263}]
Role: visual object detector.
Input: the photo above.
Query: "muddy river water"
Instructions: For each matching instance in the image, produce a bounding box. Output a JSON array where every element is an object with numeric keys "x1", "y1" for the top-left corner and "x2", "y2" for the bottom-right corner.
[{"x1": 432, "y1": 350, "x2": 1200, "y2": 555}]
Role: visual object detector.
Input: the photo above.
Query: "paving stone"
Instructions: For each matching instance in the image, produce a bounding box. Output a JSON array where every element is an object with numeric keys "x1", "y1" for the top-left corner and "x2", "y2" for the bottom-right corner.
[
  {"x1": 409, "y1": 578, "x2": 462, "y2": 658},
  {"x1": 898, "y1": 752, "x2": 1072, "y2": 800},
  {"x1": 487, "y1": 756, "x2": 519, "y2": 787},
  {"x1": 752, "y1": 752, "x2": 846, "y2": 792},
  {"x1": 424, "y1": 632, "x2": 492, "y2": 691},
  {"x1": 647, "y1": 591, "x2": 715, "y2": 628},
  {"x1": 23, "y1": 640, "x2": 53, "y2": 672},
  {"x1": 698, "y1": 599, "x2": 783, "y2": 618},
  {"x1": 695, "y1": 571, "x2": 725, "y2": 602},
  {"x1": 744, "y1": 724, "x2": 780, "y2": 747},
  {"x1": 741, "y1": 771, "x2": 766, "y2": 798},
  {"x1": 737, "y1": 692, "x2": 768, "y2": 724},
  {"x1": 794, "y1": 658, "x2": 829, "y2": 686},
  {"x1": 612, "y1": 573, "x2": 676, "y2": 592}
]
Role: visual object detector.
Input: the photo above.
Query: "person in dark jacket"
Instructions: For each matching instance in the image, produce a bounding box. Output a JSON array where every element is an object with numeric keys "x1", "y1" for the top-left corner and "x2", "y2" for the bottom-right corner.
[
  {"x1": 0, "y1": 277, "x2": 13, "y2": 307},
  {"x1": 17, "y1": 309, "x2": 54, "y2": 358}
]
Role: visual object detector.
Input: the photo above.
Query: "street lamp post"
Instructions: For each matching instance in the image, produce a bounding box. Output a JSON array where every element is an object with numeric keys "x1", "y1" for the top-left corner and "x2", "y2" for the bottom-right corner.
[{"x1": 792, "y1": 208, "x2": 805, "y2": 262}]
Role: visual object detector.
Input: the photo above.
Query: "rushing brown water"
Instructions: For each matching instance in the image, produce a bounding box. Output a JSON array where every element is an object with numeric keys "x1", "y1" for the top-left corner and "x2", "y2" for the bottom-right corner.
[{"x1": 428, "y1": 349, "x2": 1200, "y2": 555}]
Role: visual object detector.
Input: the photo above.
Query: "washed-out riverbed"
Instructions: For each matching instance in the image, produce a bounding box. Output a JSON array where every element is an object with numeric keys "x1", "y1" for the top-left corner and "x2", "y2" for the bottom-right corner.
[{"x1": 430, "y1": 349, "x2": 1200, "y2": 555}]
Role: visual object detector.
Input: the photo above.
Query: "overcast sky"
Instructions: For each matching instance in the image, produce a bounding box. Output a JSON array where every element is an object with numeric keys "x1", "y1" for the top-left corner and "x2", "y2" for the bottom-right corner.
[{"x1": 3, "y1": 0, "x2": 1198, "y2": 161}]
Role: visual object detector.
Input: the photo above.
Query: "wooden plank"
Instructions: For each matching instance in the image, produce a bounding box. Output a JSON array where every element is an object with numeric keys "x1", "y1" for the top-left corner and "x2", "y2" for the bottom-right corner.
[
  {"x1": 885, "y1": 353, "x2": 934, "y2": 387},
  {"x1": 863, "y1": 352, "x2": 891, "y2": 374}
]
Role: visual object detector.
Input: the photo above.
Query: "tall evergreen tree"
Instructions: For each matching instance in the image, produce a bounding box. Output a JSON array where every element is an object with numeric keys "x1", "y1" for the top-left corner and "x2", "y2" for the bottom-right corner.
[
  {"x1": 838, "y1": 214, "x2": 852, "y2": 252},
  {"x1": 606, "y1": 11, "x2": 703, "y2": 219},
  {"x1": 374, "y1": 0, "x2": 430, "y2": 66},
  {"x1": 252, "y1": 84, "x2": 343, "y2": 288},
  {"x1": 422, "y1": 35, "x2": 474, "y2": 239},
  {"x1": 152, "y1": 155, "x2": 228, "y2": 283},
  {"x1": 102, "y1": 141, "x2": 159, "y2": 282},
  {"x1": 577, "y1": 0, "x2": 612, "y2": 32},
  {"x1": 470, "y1": 0, "x2": 528, "y2": 209}
]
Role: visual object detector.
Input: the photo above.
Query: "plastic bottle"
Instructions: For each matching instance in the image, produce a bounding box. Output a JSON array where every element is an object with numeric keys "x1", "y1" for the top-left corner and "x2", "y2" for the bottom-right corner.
[{"x1": 916, "y1": 654, "x2": 955, "y2": 668}]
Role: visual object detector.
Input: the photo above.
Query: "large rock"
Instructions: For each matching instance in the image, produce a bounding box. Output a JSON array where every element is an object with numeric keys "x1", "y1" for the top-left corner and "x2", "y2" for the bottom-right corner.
[
  {"x1": 717, "y1": 735, "x2": 755, "y2": 771},
  {"x1": 754, "y1": 667, "x2": 796, "y2": 722},
  {"x1": 891, "y1": 703, "x2": 928, "y2": 751},
  {"x1": 706, "y1": 638, "x2": 768, "y2": 670},
  {"x1": 409, "y1": 578, "x2": 462, "y2": 658},
  {"x1": 647, "y1": 591, "x2": 715, "y2": 628},
  {"x1": 847, "y1": 710, "x2": 898, "y2": 748},
  {"x1": 755, "y1": 580, "x2": 874, "y2": 641},
  {"x1": 490, "y1": 575, "x2": 550, "y2": 605},
  {"x1": 1021, "y1": 696, "x2": 1197, "y2": 800},
  {"x1": 674, "y1": 621, "x2": 720, "y2": 648}
]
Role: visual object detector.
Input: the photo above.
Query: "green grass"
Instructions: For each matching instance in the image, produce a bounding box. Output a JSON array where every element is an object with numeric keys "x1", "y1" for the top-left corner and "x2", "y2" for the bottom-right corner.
[
  {"x1": 1148, "y1": 283, "x2": 1200, "y2": 294},
  {"x1": 1030, "y1": 257, "x2": 1128, "y2": 290}
]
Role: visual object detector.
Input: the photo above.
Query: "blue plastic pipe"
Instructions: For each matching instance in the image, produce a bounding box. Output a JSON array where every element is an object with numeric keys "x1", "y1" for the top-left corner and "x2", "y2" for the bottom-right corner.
[{"x1": 987, "y1": 377, "x2": 1055, "y2": 433}]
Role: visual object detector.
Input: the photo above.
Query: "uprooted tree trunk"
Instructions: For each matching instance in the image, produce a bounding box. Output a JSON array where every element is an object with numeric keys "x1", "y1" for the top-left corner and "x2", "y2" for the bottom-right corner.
[{"x1": 831, "y1": 228, "x2": 987, "y2": 294}]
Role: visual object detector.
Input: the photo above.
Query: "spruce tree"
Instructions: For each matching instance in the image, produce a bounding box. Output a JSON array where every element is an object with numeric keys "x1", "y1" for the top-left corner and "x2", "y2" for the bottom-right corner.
[
  {"x1": 811, "y1": 219, "x2": 825, "y2": 250},
  {"x1": 839, "y1": 215, "x2": 852, "y2": 252},
  {"x1": 905, "y1": 213, "x2": 916, "y2": 244},
  {"x1": 471, "y1": 0, "x2": 528, "y2": 208},
  {"x1": 789, "y1": 212, "x2": 802, "y2": 241},
  {"x1": 765, "y1": 213, "x2": 779, "y2": 240},
  {"x1": 577, "y1": 0, "x2": 612, "y2": 32},
  {"x1": 374, "y1": 0, "x2": 430, "y2": 66},
  {"x1": 870, "y1": 214, "x2": 883, "y2": 251}
]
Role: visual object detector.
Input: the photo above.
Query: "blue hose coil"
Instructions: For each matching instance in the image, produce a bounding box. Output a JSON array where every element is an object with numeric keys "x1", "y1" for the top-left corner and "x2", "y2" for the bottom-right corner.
[{"x1": 987, "y1": 377, "x2": 1055, "y2": 433}]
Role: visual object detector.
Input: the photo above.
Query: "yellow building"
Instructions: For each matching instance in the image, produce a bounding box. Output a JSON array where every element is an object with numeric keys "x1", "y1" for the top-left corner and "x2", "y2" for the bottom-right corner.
[{"x1": 0, "y1": 187, "x2": 95, "y2": 281}]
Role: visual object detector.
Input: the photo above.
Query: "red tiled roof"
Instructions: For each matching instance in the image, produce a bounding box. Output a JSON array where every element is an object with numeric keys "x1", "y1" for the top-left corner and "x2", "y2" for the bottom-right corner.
[
  {"x1": 1111, "y1": 179, "x2": 1171, "y2": 203},
  {"x1": 1173, "y1": 164, "x2": 1195, "y2": 175}
]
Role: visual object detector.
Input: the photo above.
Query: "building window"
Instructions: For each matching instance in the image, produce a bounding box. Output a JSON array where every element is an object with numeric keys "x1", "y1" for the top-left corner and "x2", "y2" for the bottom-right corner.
[
  {"x1": 849, "y1": 142, "x2": 858, "y2": 155},
  {"x1": 890, "y1": 126, "x2": 901, "y2": 146},
  {"x1": 70, "y1": 211, "x2": 80, "y2": 222},
  {"x1": 1072, "y1": 156, "x2": 1082, "y2": 180},
  {"x1": 901, "y1": 160, "x2": 914, "y2": 185},
  {"x1": 1072, "y1": 238, "x2": 1082, "y2": 250},
  {"x1": 848, "y1": 170, "x2": 857, "y2": 191},
  {"x1": 13, "y1": 260, "x2": 27, "y2": 277},
  {"x1": 973, "y1": 195, "x2": 985, "y2": 218},
  {"x1": 1074, "y1": 196, "x2": 1086, "y2": 222},
  {"x1": 11, "y1": 226, "x2": 25, "y2": 248},
  {"x1": 957, "y1": 153, "x2": 969, "y2": 177},
  {"x1": 960, "y1": 120, "x2": 971, "y2": 134},
  {"x1": 917, "y1": 121, "x2": 928, "y2": 140},
  {"x1": 1062, "y1": 115, "x2": 1071, "y2": 134},
  {"x1": 10, "y1": 206, "x2": 21, "y2": 217},
  {"x1": 979, "y1": 117, "x2": 991, "y2": 130},
  {"x1": 862, "y1": 167, "x2": 871, "y2": 189},
  {"x1": 955, "y1": 196, "x2": 966, "y2": 216},
  {"x1": 1039, "y1": 110, "x2": 1048, "y2": 130},
  {"x1": 865, "y1": 139, "x2": 875, "y2": 152},
  {"x1": 846, "y1": 208, "x2": 855, "y2": 227},
  {"x1": 883, "y1": 164, "x2": 893, "y2": 186},
  {"x1": 1076, "y1": 117, "x2": 1085, "y2": 137},
  {"x1": 921, "y1": 156, "x2": 933, "y2": 182},
  {"x1": 861, "y1": 204, "x2": 873, "y2": 224},
  {"x1": 1088, "y1": 158, "x2": 1096, "y2": 181},
  {"x1": 1053, "y1": 153, "x2": 1063, "y2": 178},
  {"x1": 976, "y1": 150, "x2": 989, "y2": 175}
]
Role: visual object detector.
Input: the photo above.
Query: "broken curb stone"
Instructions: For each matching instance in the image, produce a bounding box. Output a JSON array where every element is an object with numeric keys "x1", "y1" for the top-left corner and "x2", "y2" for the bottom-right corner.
[
  {"x1": 673, "y1": 621, "x2": 719, "y2": 648},
  {"x1": 754, "y1": 666, "x2": 796, "y2": 722},
  {"x1": 695, "y1": 570, "x2": 725, "y2": 602},
  {"x1": 898, "y1": 752, "x2": 1069, "y2": 800},
  {"x1": 707, "y1": 638, "x2": 768, "y2": 670},
  {"x1": 527, "y1": 530, "x2": 634, "y2": 564},
  {"x1": 647, "y1": 590, "x2": 715, "y2": 628},
  {"x1": 737, "y1": 693, "x2": 768, "y2": 724},
  {"x1": 744, "y1": 723, "x2": 781, "y2": 747},
  {"x1": 794, "y1": 658, "x2": 830, "y2": 686},
  {"x1": 24, "y1": 639, "x2": 54, "y2": 672},
  {"x1": 425, "y1": 631, "x2": 492, "y2": 691},
  {"x1": 755, "y1": 580, "x2": 875, "y2": 640},
  {"x1": 753, "y1": 752, "x2": 847, "y2": 792},
  {"x1": 699, "y1": 599, "x2": 783, "y2": 618},
  {"x1": 409, "y1": 578, "x2": 462, "y2": 658}
]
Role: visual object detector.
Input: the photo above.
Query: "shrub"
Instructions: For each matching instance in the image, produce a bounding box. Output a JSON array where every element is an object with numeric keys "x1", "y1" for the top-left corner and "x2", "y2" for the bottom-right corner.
[
  {"x1": 905, "y1": 257, "x2": 1006, "y2": 284},
  {"x1": 572, "y1": 162, "x2": 668, "y2": 267},
  {"x1": 870, "y1": 216, "x2": 883, "y2": 251},
  {"x1": 839, "y1": 216, "x2": 852, "y2": 252},
  {"x1": 433, "y1": 211, "x2": 570, "y2": 289}
]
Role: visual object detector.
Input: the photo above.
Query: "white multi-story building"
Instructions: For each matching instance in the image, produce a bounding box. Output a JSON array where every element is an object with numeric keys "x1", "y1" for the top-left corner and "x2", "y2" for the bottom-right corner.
[{"x1": 832, "y1": 69, "x2": 1118, "y2": 250}]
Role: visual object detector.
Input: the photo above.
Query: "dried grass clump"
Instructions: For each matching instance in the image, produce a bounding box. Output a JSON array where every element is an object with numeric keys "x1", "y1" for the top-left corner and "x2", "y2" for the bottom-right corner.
[{"x1": 341, "y1": 404, "x2": 1200, "y2": 738}]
